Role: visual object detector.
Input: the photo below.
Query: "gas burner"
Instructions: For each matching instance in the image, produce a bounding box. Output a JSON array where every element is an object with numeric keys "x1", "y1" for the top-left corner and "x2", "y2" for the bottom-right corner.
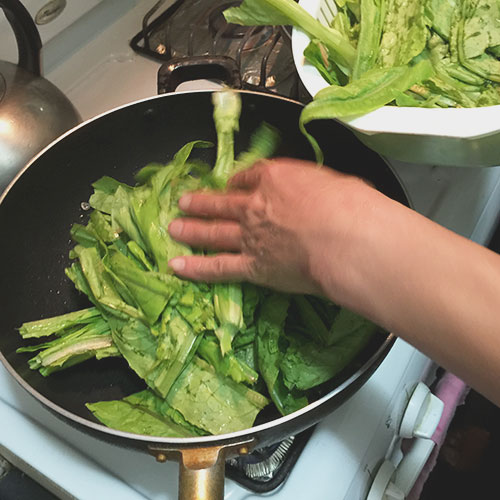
[
  {"x1": 225, "y1": 427, "x2": 315, "y2": 493},
  {"x1": 130, "y1": 0, "x2": 311, "y2": 101},
  {"x1": 238, "y1": 437, "x2": 295, "y2": 480}
]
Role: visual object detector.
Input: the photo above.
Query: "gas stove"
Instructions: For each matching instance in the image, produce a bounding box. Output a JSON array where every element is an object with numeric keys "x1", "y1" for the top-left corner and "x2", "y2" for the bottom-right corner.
[{"x1": 1, "y1": 1, "x2": 500, "y2": 499}]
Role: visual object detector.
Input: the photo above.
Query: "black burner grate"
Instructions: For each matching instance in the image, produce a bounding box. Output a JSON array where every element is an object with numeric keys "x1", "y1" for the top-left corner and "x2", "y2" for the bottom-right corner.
[
  {"x1": 225, "y1": 426, "x2": 316, "y2": 493},
  {"x1": 130, "y1": 0, "x2": 311, "y2": 101}
]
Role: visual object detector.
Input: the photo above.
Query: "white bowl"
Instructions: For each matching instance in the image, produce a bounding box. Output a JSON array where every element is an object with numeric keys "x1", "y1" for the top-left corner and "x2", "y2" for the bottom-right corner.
[{"x1": 292, "y1": 0, "x2": 500, "y2": 167}]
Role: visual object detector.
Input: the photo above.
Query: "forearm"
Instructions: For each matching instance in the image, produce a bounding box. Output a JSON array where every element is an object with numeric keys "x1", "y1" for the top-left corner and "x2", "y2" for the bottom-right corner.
[{"x1": 318, "y1": 190, "x2": 500, "y2": 405}]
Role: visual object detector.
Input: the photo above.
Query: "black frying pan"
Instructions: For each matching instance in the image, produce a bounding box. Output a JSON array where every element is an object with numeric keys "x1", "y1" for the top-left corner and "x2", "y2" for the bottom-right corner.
[{"x1": 0, "y1": 90, "x2": 409, "y2": 499}]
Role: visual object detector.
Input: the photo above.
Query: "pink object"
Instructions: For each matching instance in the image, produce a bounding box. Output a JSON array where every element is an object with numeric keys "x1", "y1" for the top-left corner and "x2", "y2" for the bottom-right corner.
[{"x1": 407, "y1": 372, "x2": 470, "y2": 499}]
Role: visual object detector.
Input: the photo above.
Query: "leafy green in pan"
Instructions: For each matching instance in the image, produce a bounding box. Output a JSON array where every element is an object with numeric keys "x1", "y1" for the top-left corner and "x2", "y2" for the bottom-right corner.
[{"x1": 17, "y1": 90, "x2": 383, "y2": 438}]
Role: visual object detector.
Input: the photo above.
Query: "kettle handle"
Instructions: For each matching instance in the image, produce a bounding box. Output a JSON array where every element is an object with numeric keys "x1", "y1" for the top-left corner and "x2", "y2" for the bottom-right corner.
[{"x1": 0, "y1": 0, "x2": 42, "y2": 75}]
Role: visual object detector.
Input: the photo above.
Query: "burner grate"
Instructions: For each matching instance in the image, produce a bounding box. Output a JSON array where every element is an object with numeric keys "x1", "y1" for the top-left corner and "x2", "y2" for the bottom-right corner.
[
  {"x1": 130, "y1": 0, "x2": 311, "y2": 101},
  {"x1": 225, "y1": 426, "x2": 316, "y2": 493}
]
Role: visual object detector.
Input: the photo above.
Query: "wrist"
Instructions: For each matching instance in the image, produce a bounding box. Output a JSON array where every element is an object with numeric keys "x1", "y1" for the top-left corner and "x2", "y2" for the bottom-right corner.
[{"x1": 306, "y1": 178, "x2": 388, "y2": 309}]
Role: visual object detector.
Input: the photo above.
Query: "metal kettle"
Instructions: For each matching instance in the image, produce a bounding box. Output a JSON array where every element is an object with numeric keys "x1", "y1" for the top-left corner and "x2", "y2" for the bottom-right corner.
[{"x1": 0, "y1": 0, "x2": 81, "y2": 191}]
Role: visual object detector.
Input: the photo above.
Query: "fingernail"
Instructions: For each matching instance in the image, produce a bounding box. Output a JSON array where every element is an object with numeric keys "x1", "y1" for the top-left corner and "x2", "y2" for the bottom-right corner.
[
  {"x1": 169, "y1": 258, "x2": 185, "y2": 272},
  {"x1": 179, "y1": 194, "x2": 192, "y2": 211},
  {"x1": 168, "y1": 219, "x2": 184, "y2": 238}
]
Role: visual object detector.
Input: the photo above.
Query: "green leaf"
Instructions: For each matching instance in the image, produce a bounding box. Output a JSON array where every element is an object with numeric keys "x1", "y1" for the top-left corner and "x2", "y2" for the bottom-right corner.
[
  {"x1": 327, "y1": 307, "x2": 379, "y2": 345},
  {"x1": 71, "y1": 245, "x2": 143, "y2": 320},
  {"x1": 151, "y1": 313, "x2": 202, "y2": 398},
  {"x1": 241, "y1": 283, "x2": 261, "y2": 328},
  {"x1": 455, "y1": 0, "x2": 500, "y2": 82},
  {"x1": 299, "y1": 60, "x2": 434, "y2": 162},
  {"x1": 234, "y1": 122, "x2": 281, "y2": 172},
  {"x1": 213, "y1": 282, "x2": 244, "y2": 355},
  {"x1": 70, "y1": 224, "x2": 100, "y2": 249},
  {"x1": 461, "y1": 0, "x2": 500, "y2": 59},
  {"x1": 425, "y1": 0, "x2": 457, "y2": 41},
  {"x1": 353, "y1": 0, "x2": 385, "y2": 79},
  {"x1": 89, "y1": 210, "x2": 117, "y2": 244},
  {"x1": 86, "y1": 390, "x2": 198, "y2": 438},
  {"x1": 304, "y1": 40, "x2": 348, "y2": 86},
  {"x1": 281, "y1": 320, "x2": 378, "y2": 390},
  {"x1": 21, "y1": 317, "x2": 114, "y2": 374},
  {"x1": 122, "y1": 390, "x2": 208, "y2": 435},
  {"x1": 210, "y1": 90, "x2": 242, "y2": 189},
  {"x1": 292, "y1": 295, "x2": 331, "y2": 346},
  {"x1": 104, "y1": 248, "x2": 179, "y2": 325},
  {"x1": 18, "y1": 307, "x2": 100, "y2": 339},
  {"x1": 166, "y1": 357, "x2": 268, "y2": 435},
  {"x1": 377, "y1": 0, "x2": 427, "y2": 68},
  {"x1": 256, "y1": 293, "x2": 308, "y2": 415},
  {"x1": 110, "y1": 317, "x2": 158, "y2": 382},
  {"x1": 198, "y1": 336, "x2": 259, "y2": 385},
  {"x1": 111, "y1": 186, "x2": 148, "y2": 252},
  {"x1": 175, "y1": 283, "x2": 216, "y2": 334},
  {"x1": 89, "y1": 176, "x2": 131, "y2": 214},
  {"x1": 224, "y1": 0, "x2": 356, "y2": 74}
]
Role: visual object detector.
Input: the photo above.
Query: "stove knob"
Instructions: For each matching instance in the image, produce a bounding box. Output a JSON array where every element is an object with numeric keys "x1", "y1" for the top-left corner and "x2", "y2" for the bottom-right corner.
[
  {"x1": 366, "y1": 438, "x2": 436, "y2": 500},
  {"x1": 392, "y1": 438, "x2": 435, "y2": 495},
  {"x1": 366, "y1": 460, "x2": 404, "y2": 500},
  {"x1": 399, "y1": 382, "x2": 443, "y2": 439}
]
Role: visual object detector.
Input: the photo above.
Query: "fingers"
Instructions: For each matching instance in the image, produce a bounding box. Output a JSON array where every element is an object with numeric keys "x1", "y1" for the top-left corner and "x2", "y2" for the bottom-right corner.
[
  {"x1": 168, "y1": 218, "x2": 242, "y2": 251},
  {"x1": 168, "y1": 254, "x2": 253, "y2": 282},
  {"x1": 228, "y1": 163, "x2": 264, "y2": 189},
  {"x1": 179, "y1": 190, "x2": 248, "y2": 220},
  {"x1": 228, "y1": 157, "x2": 320, "y2": 189}
]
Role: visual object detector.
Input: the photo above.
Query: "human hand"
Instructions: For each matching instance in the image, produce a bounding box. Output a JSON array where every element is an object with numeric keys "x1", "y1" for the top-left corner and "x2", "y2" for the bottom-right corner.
[{"x1": 168, "y1": 158, "x2": 379, "y2": 298}]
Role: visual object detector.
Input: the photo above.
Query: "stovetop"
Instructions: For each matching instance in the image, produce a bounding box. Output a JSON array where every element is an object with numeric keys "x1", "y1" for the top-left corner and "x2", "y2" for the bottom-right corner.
[
  {"x1": 130, "y1": 0, "x2": 309, "y2": 100},
  {"x1": 1, "y1": 1, "x2": 500, "y2": 499}
]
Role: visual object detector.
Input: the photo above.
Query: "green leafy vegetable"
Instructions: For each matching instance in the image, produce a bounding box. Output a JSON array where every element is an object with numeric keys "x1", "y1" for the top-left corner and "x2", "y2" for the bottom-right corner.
[
  {"x1": 224, "y1": 0, "x2": 500, "y2": 161},
  {"x1": 198, "y1": 335, "x2": 259, "y2": 385},
  {"x1": 86, "y1": 389, "x2": 204, "y2": 438},
  {"x1": 224, "y1": 0, "x2": 357, "y2": 74},
  {"x1": 166, "y1": 357, "x2": 269, "y2": 435},
  {"x1": 256, "y1": 293, "x2": 309, "y2": 415},
  {"x1": 18, "y1": 307, "x2": 100, "y2": 339},
  {"x1": 353, "y1": 0, "x2": 386, "y2": 79},
  {"x1": 300, "y1": 60, "x2": 433, "y2": 161},
  {"x1": 17, "y1": 89, "x2": 385, "y2": 437},
  {"x1": 213, "y1": 282, "x2": 245, "y2": 355},
  {"x1": 281, "y1": 322, "x2": 376, "y2": 390}
]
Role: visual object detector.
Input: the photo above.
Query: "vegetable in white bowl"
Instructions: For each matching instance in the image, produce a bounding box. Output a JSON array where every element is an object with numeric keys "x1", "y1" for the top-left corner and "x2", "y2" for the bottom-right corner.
[{"x1": 225, "y1": 0, "x2": 500, "y2": 167}]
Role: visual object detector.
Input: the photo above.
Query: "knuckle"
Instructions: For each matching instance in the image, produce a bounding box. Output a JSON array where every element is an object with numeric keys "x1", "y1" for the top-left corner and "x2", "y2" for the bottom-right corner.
[
  {"x1": 258, "y1": 161, "x2": 275, "y2": 180},
  {"x1": 247, "y1": 192, "x2": 266, "y2": 216},
  {"x1": 211, "y1": 256, "x2": 227, "y2": 276},
  {"x1": 208, "y1": 222, "x2": 224, "y2": 242}
]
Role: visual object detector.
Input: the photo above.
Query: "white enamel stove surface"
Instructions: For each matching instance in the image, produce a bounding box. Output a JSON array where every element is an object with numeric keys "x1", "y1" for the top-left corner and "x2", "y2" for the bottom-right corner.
[{"x1": 1, "y1": 1, "x2": 500, "y2": 499}]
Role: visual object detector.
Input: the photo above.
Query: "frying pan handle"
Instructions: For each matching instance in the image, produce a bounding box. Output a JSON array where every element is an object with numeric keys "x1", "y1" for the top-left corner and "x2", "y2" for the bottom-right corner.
[
  {"x1": 0, "y1": 0, "x2": 42, "y2": 75},
  {"x1": 178, "y1": 447, "x2": 225, "y2": 500},
  {"x1": 157, "y1": 55, "x2": 242, "y2": 94},
  {"x1": 149, "y1": 438, "x2": 255, "y2": 500}
]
